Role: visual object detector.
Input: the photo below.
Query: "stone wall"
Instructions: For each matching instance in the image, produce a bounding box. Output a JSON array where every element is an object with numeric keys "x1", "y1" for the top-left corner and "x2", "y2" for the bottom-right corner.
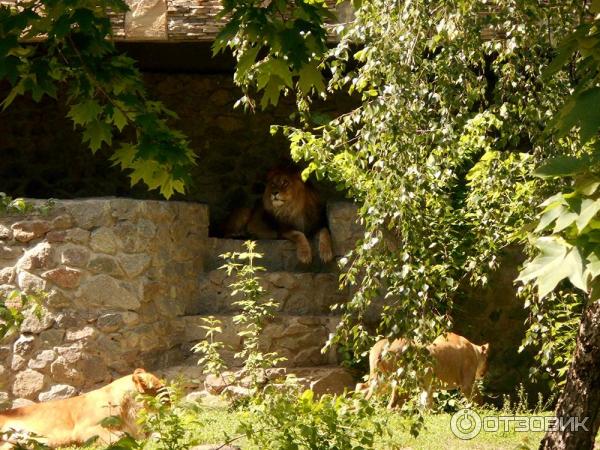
[
  {"x1": 0, "y1": 198, "x2": 359, "y2": 408},
  {"x1": 0, "y1": 198, "x2": 208, "y2": 408},
  {"x1": 0, "y1": 198, "x2": 543, "y2": 409}
]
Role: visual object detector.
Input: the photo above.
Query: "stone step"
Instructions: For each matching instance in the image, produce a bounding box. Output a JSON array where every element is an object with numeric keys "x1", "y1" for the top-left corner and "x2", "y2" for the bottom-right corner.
[
  {"x1": 203, "y1": 238, "x2": 338, "y2": 273},
  {"x1": 158, "y1": 364, "x2": 357, "y2": 397},
  {"x1": 177, "y1": 314, "x2": 340, "y2": 368},
  {"x1": 185, "y1": 270, "x2": 348, "y2": 315}
]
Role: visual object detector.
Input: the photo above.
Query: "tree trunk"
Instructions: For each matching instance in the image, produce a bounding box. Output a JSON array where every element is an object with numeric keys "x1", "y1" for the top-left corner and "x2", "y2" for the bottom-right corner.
[{"x1": 539, "y1": 299, "x2": 600, "y2": 450}]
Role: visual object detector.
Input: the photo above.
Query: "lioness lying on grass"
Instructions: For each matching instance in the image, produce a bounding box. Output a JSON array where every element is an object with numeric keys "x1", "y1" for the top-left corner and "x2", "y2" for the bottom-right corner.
[
  {"x1": 357, "y1": 332, "x2": 490, "y2": 409},
  {"x1": 0, "y1": 368, "x2": 166, "y2": 448}
]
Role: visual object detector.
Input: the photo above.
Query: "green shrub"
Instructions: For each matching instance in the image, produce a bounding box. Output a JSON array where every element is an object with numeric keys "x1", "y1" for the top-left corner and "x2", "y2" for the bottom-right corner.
[{"x1": 239, "y1": 385, "x2": 388, "y2": 450}]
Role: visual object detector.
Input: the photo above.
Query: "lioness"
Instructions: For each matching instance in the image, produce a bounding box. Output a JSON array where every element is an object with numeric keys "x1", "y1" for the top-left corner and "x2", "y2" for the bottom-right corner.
[
  {"x1": 224, "y1": 168, "x2": 333, "y2": 264},
  {"x1": 0, "y1": 368, "x2": 166, "y2": 448},
  {"x1": 358, "y1": 332, "x2": 489, "y2": 409}
]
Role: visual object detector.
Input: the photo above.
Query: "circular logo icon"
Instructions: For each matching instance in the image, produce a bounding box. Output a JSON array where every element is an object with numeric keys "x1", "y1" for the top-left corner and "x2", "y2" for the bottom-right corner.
[{"x1": 450, "y1": 408, "x2": 482, "y2": 440}]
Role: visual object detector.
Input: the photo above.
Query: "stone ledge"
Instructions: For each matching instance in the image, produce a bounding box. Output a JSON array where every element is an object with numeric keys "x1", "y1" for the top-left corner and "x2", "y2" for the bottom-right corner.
[
  {"x1": 159, "y1": 364, "x2": 356, "y2": 396},
  {"x1": 189, "y1": 270, "x2": 348, "y2": 315},
  {"x1": 1, "y1": 0, "x2": 351, "y2": 42},
  {"x1": 179, "y1": 314, "x2": 340, "y2": 367}
]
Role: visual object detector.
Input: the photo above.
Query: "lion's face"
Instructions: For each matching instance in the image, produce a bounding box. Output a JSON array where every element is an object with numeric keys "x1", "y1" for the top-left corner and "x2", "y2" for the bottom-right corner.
[
  {"x1": 132, "y1": 368, "x2": 168, "y2": 401},
  {"x1": 264, "y1": 170, "x2": 305, "y2": 211}
]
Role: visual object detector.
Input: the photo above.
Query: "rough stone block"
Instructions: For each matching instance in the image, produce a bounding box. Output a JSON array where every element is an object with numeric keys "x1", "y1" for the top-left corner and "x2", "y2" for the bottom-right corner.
[
  {"x1": 63, "y1": 200, "x2": 112, "y2": 230},
  {"x1": 17, "y1": 270, "x2": 46, "y2": 293},
  {"x1": 39, "y1": 329, "x2": 65, "y2": 347},
  {"x1": 11, "y1": 398, "x2": 35, "y2": 409},
  {"x1": 12, "y1": 369, "x2": 45, "y2": 399},
  {"x1": 51, "y1": 214, "x2": 73, "y2": 230},
  {"x1": 61, "y1": 245, "x2": 90, "y2": 267},
  {"x1": 28, "y1": 349, "x2": 57, "y2": 370},
  {"x1": 11, "y1": 220, "x2": 51, "y2": 243},
  {"x1": 38, "y1": 384, "x2": 77, "y2": 402},
  {"x1": 327, "y1": 201, "x2": 362, "y2": 256},
  {"x1": 65, "y1": 228, "x2": 90, "y2": 245},
  {"x1": 90, "y1": 227, "x2": 119, "y2": 254},
  {"x1": 0, "y1": 224, "x2": 12, "y2": 240},
  {"x1": 119, "y1": 253, "x2": 151, "y2": 278},
  {"x1": 17, "y1": 242, "x2": 55, "y2": 270},
  {"x1": 65, "y1": 326, "x2": 98, "y2": 343},
  {"x1": 42, "y1": 266, "x2": 82, "y2": 289},
  {"x1": 182, "y1": 315, "x2": 339, "y2": 367},
  {"x1": 80, "y1": 275, "x2": 141, "y2": 310},
  {"x1": 21, "y1": 310, "x2": 54, "y2": 334},
  {"x1": 88, "y1": 255, "x2": 124, "y2": 277},
  {"x1": 13, "y1": 334, "x2": 36, "y2": 356},
  {"x1": 0, "y1": 267, "x2": 15, "y2": 284}
]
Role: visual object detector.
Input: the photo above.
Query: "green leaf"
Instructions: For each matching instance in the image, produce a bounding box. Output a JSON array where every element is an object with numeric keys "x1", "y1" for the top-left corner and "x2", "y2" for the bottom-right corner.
[
  {"x1": 576, "y1": 199, "x2": 600, "y2": 232},
  {"x1": 574, "y1": 174, "x2": 600, "y2": 195},
  {"x1": 0, "y1": 79, "x2": 25, "y2": 111},
  {"x1": 543, "y1": 35, "x2": 578, "y2": 79},
  {"x1": 260, "y1": 78, "x2": 282, "y2": 109},
  {"x1": 518, "y1": 237, "x2": 587, "y2": 298},
  {"x1": 535, "y1": 204, "x2": 564, "y2": 232},
  {"x1": 82, "y1": 120, "x2": 112, "y2": 152},
  {"x1": 99, "y1": 415, "x2": 123, "y2": 428},
  {"x1": 297, "y1": 62, "x2": 325, "y2": 95},
  {"x1": 111, "y1": 108, "x2": 128, "y2": 132},
  {"x1": 555, "y1": 87, "x2": 600, "y2": 143},
  {"x1": 237, "y1": 45, "x2": 261, "y2": 77},
  {"x1": 68, "y1": 100, "x2": 103, "y2": 127},
  {"x1": 533, "y1": 156, "x2": 592, "y2": 179},
  {"x1": 553, "y1": 209, "x2": 578, "y2": 233},
  {"x1": 262, "y1": 58, "x2": 293, "y2": 89},
  {"x1": 585, "y1": 249, "x2": 600, "y2": 278}
]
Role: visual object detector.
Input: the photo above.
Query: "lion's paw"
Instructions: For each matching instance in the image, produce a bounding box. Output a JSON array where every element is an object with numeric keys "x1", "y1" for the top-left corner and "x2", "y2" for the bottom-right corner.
[
  {"x1": 319, "y1": 242, "x2": 333, "y2": 264},
  {"x1": 297, "y1": 244, "x2": 312, "y2": 264}
]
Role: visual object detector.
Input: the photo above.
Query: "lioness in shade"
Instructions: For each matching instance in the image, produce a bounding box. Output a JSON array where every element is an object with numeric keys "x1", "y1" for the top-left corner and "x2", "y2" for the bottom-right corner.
[
  {"x1": 0, "y1": 368, "x2": 166, "y2": 449},
  {"x1": 357, "y1": 332, "x2": 490, "y2": 409}
]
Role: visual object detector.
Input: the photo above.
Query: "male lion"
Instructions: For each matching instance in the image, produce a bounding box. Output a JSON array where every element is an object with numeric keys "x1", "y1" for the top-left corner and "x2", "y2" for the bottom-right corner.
[
  {"x1": 223, "y1": 168, "x2": 333, "y2": 264},
  {"x1": 357, "y1": 332, "x2": 490, "y2": 409},
  {"x1": 0, "y1": 368, "x2": 166, "y2": 448}
]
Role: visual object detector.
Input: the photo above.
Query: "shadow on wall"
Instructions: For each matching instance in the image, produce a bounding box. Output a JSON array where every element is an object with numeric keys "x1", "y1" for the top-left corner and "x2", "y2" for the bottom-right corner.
[
  {"x1": 453, "y1": 247, "x2": 552, "y2": 406},
  {"x1": 0, "y1": 71, "x2": 351, "y2": 234}
]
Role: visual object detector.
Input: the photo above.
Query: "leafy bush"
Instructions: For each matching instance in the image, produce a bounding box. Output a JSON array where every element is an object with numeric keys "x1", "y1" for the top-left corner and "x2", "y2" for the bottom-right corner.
[
  {"x1": 194, "y1": 241, "x2": 285, "y2": 392},
  {"x1": 0, "y1": 193, "x2": 54, "y2": 216},
  {"x1": 238, "y1": 385, "x2": 388, "y2": 450},
  {"x1": 0, "y1": 289, "x2": 45, "y2": 342},
  {"x1": 192, "y1": 242, "x2": 391, "y2": 448},
  {"x1": 192, "y1": 315, "x2": 227, "y2": 378}
]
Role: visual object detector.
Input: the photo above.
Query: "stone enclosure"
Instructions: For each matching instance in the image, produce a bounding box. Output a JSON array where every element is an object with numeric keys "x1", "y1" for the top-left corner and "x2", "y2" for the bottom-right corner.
[
  {"x1": 0, "y1": 199, "x2": 361, "y2": 408},
  {"x1": 0, "y1": 198, "x2": 541, "y2": 409}
]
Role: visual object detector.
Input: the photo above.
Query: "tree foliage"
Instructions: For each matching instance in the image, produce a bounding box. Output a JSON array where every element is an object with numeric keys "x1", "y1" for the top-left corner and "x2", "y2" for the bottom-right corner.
[
  {"x1": 214, "y1": 0, "x2": 332, "y2": 110},
  {"x1": 516, "y1": 2, "x2": 600, "y2": 400},
  {"x1": 519, "y1": 6, "x2": 600, "y2": 302},
  {"x1": 0, "y1": 0, "x2": 195, "y2": 198},
  {"x1": 220, "y1": 0, "x2": 589, "y2": 399}
]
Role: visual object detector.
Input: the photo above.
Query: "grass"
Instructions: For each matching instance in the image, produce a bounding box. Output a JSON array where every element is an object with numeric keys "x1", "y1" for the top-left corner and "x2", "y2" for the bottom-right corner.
[
  {"x1": 378, "y1": 410, "x2": 544, "y2": 450},
  {"x1": 56, "y1": 394, "x2": 566, "y2": 450},
  {"x1": 174, "y1": 403, "x2": 546, "y2": 450}
]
